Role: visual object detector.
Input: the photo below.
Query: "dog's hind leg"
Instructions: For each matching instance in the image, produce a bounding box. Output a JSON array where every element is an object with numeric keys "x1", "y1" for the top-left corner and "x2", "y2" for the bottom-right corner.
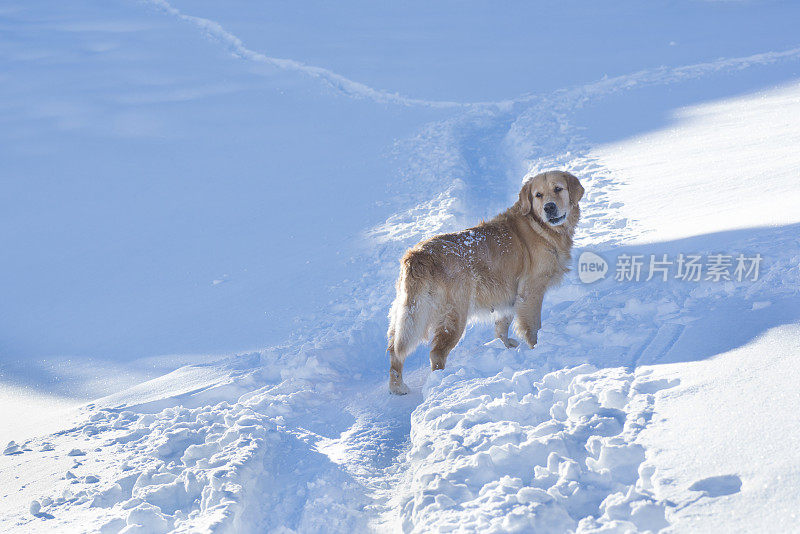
[
  {"x1": 494, "y1": 315, "x2": 519, "y2": 348},
  {"x1": 430, "y1": 309, "x2": 465, "y2": 371},
  {"x1": 387, "y1": 300, "x2": 427, "y2": 395},
  {"x1": 388, "y1": 346, "x2": 409, "y2": 395},
  {"x1": 388, "y1": 252, "x2": 438, "y2": 394},
  {"x1": 387, "y1": 324, "x2": 410, "y2": 395}
]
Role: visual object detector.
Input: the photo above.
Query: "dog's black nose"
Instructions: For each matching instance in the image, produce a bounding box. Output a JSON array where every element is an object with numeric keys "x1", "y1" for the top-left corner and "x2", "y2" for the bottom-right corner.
[{"x1": 544, "y1": 202, "x2": 557, "y2": 214}]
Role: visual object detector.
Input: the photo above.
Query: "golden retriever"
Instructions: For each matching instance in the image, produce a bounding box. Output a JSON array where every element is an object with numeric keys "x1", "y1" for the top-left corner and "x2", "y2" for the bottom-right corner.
[{"x1": 387, "y1": 170, "x2": 584, "y2": 394}]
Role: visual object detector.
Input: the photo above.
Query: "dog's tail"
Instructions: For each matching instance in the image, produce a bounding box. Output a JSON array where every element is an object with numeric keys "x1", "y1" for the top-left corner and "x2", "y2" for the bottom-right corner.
[{"x1": 387, "y1": 251, "x2": 438, "y2": 362}]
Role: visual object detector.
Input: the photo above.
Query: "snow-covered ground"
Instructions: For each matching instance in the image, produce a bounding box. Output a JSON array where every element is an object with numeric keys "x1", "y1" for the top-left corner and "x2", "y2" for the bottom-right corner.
[{"x1": 2, "y1": 1, "x2": 800, "y2": 532}]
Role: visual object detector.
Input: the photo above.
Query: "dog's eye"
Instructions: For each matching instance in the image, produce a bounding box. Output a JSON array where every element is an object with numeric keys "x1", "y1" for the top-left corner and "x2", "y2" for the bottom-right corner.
[
  {"x1": 534, "y1": 192, "x2": 543, "y2": 198},
  {"x1": 554, "y1": 186, "x2": 563, "y2": 193}
]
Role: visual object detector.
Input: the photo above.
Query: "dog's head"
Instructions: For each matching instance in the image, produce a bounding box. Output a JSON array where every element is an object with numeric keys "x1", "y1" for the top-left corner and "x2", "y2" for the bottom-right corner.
[{"x1": 516, "y1": 170, "x2": 584, "y2": 227}]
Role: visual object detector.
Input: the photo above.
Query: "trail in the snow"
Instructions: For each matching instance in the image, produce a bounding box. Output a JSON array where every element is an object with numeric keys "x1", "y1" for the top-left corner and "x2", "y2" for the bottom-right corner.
[{"x1": 147, "y1": 0, "x2": 800, "y2": 109}]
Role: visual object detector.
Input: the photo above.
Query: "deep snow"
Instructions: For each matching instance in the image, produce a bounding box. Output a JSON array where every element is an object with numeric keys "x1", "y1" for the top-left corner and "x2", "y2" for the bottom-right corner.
[{"x1": 2, "y1": 1, "x2": 800, "y2": 533}]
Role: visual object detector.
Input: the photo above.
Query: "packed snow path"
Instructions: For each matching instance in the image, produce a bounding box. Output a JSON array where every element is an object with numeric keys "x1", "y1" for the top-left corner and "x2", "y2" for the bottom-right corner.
[{"x1": 2, "y1": 3, "x2": 800, "y2": 533}]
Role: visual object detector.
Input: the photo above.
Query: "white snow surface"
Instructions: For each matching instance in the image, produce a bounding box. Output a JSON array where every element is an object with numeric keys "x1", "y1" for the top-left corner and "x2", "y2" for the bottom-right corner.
[
  {"x1": 2, "y1": 1, "x2": 800, "y2": 533},
  {"x1": 589, "y1": 82, "x2": 800, "y2": 243},
  {"x1": 639, "y1": 324, "x2": 800, "y2": 533}
]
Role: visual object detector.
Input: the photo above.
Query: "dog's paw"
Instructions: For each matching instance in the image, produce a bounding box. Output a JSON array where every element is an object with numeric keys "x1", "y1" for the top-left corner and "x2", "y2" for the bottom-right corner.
[
  {"x1": 504, "y1": 337, "x2": 520, "y2": 348},
  {"x1": 524, "y1": 333, "x2": 538, "y2": 349},
  {"x1": 389, "y1": 381, "x2": 410, "y2": 395}
]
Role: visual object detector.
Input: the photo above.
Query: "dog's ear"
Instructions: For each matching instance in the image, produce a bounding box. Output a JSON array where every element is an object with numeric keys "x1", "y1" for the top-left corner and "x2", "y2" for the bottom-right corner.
[
  {"x1": 565, "y1": 173, "x2": 584, "y2": 205},
  {"x1": 516, "y1": 180, "x2": 533, "y2": 216}
]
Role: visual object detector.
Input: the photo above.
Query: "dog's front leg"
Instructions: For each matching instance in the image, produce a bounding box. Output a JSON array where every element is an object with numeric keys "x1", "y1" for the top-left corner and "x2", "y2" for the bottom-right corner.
[
  {"x1": 514, "y1": 287, "x2": 545, "y2": 349},
  {"x1": 494, "y1": 316, "x2": 519, "y2": 348}
]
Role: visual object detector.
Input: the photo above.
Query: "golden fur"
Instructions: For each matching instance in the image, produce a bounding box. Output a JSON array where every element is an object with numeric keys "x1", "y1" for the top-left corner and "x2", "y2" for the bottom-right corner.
[{"x1": 387, "y1": 170, "x2": 584, "y2": 394}]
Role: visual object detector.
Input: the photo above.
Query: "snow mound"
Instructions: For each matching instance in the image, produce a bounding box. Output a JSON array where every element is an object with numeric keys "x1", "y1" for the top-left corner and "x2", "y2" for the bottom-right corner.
[{"x1": 392, "y1": 360, "x2": 675, "y2": 533}]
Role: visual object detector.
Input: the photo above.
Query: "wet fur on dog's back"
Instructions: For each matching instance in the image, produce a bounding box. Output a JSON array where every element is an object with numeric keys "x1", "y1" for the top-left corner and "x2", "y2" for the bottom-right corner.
[{"x1": 387, "y1": 171, "x2": 584, "y2": 394}]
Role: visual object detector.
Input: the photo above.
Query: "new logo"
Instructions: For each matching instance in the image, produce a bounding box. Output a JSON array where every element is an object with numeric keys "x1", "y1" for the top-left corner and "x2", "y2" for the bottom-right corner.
[{"x1": 578, "y1": 251, "x2": 608, "y2": 283}]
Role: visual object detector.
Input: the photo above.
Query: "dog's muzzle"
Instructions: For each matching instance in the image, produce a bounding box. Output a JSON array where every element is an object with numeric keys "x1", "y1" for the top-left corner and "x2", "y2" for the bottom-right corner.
[{"x1": 544, "y1": 202, "x2": 566, "y2": 225}]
